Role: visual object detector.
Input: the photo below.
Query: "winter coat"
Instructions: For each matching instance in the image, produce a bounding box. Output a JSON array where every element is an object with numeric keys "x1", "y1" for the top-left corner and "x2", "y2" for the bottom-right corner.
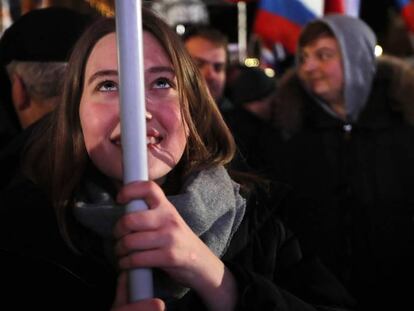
[
  {"x1": 223, "y1": 107, "x2": 279, "y2": 176},
  {"x1": 0, "y1": 170, "x2": 355, "y2": 310},
  {"x1": 270, "y1": 45, "x2": 414, "y2": 311}
]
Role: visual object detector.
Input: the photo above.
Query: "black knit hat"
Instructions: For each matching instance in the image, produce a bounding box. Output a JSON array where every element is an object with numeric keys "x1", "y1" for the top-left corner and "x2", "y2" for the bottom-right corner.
[
  {"x1": 0, "y1": 7, "x2": 92, "y2": 65},
  {"x1": 230, "y1": 67, "x2": 276, "y2": 106},
  {"x1": 0, "y1": 7, "x2": 92, "y2": 135}
]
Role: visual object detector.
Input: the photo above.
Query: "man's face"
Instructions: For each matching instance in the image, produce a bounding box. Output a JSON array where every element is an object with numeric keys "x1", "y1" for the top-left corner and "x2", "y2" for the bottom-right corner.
[{"x1": 185, "y1": 36, "x2": 226, "y2": 102}]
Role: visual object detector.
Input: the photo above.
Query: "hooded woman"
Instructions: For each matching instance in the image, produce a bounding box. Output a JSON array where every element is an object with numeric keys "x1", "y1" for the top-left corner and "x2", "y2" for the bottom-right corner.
[{"x1": 273, "y1": 14, "x2": 414, "y2": 311}]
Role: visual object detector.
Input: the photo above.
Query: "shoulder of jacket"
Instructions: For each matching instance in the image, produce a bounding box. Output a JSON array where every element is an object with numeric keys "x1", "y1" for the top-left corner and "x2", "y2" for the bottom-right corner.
[
  {"x1": 273, "y1": 68, "x2": 309, "y2": 134},
  {"x1": 376, "y1": 55, "x2": 414, "y2": 125},
  {"x1": 245, "y1": 180, "x2": 292, "y2": 238}
]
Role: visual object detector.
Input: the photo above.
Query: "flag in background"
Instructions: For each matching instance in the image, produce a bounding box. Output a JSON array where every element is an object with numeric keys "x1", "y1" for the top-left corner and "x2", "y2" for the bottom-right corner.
[
  {"x1": 343, "y1": 0, "x2": 361, "y2": 17},
  {"x1": 253, "y1": 0, "x2": 362, "y2": 55},
  {"x1": 324, "y1": 0, "x2": 361, "y2": 16},
  {"x1": 324, "y1": 0, "x2": 345, "y2": 14},
  {"x1": 253, "y1": 0, "x2": 323, "y2": 54},
  {"x1": 396, "y1": 0, "x2": 414, "y2": 33}
]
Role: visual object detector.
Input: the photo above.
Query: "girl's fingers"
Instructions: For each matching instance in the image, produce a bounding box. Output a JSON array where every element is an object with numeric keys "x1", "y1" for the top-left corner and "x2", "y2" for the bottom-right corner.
[
  {"x1": 112, "y1": 272, "x2": 128, "y2": 308},
  {"x1": 113, "y1": 209, "x2": 163, "y2": 239},
  {"x1": 112, "y1": 272, "x2": 165, "y2": 311},
  {"x1": 117, "y1": 246, "x2": 187, "y2": 271},
  {"x1": 116, "y1": 181, "x2": 165, "y2": 207},
  {"x1": 114, "y1": 180, "x2": 174, "y2": 239},
  {"x1": 115, "y1": 230, "x2": 166, "y2": 256},
  {"x1": 112, "y1": 299, "x2": 165, "y2": 311}
]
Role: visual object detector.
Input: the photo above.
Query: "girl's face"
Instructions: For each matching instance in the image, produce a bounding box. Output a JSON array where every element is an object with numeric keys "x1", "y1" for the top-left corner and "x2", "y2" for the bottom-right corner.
[{"x1": 79, "y1": 32, "x2": 187, "y2": 184}]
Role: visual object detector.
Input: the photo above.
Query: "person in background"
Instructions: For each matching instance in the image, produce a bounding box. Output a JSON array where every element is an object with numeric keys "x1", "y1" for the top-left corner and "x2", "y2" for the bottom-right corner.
[
  {"x1": 183, "y1": 27, "x2": 277, "y2": 176},
  {"x1": 229, "y1": 66, "x2": 276, "y2": 122},
  {"x1": 225, "y1": 66, "x2": 280, "y2": 177},
  {"x1": 0, "y1": 7, "x2": 92, "y2": 189},
  {"x1": 0, "y1": 7, "x2": 92, "y2": 136},
  {"x1": 0, "y1": 9, "x2": 355, "y2": 310},
  {"x1": 182, "y1": 25, "x2": 233, "y2": 112},
  {"x1": 271, "y1": 14, "x2": 414, "y2": 311}
]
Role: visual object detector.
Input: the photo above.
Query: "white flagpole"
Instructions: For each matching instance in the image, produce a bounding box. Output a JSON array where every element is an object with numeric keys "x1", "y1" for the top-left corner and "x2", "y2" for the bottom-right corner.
[
  {"x1": 237, "y1": 1, "x2": 247, "y2": 64},
  {"x1": 115, "y1": 0, "x2": 154, "y2": 301}
]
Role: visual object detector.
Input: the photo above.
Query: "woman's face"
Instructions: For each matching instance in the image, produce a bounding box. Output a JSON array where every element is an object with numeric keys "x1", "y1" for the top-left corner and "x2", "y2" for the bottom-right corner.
[
  {"x1": 297, "y1": 36, "x2": 344, "y2": 104},
  {"x1": 79, "y1": 32, "x2": 187, "y2": 184}
]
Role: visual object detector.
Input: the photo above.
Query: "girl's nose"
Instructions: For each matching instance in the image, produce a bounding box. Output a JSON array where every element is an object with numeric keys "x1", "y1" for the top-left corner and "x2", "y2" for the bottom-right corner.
[{"x1": 146, "y1": 111, "x2": 152, "y2": 120}]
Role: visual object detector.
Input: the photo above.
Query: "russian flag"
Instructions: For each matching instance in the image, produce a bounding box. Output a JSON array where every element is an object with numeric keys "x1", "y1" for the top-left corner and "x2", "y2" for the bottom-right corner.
[
  {"x1": 324, "y1": 0, "x2": 345, "y2": 14},
  {"x1": 253, "y1": 0, "x2": 322, "y2": 54},
  {"x1": 324, "y1": 0, "x2": 360, "y2": 16},
  {"x1": 396, "y1": 0, "x2": 414, "y2": 33}
]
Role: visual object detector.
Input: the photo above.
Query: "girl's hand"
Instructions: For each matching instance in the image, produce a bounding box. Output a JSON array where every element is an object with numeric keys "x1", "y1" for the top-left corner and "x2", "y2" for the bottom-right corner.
[
  {"x1": 113, "y1": 181, "x2": 237, "y2": 311},
  {"x1": 111, "y1": 272, "x2": 165, "y2": 311}
]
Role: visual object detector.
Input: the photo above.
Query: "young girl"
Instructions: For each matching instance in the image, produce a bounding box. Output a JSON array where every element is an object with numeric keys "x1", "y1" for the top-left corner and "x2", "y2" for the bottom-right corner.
[{"x1": 0, "y1": 8, "x2": 354, "y2": 311}]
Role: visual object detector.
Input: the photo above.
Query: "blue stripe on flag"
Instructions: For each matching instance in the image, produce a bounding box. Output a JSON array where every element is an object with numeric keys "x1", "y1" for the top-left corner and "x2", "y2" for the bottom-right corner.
[
  {"x1": 259, "y1": 0, "x2": 317, "y2": 26},
  {"x1": 395, "y1": 0, "x2": 410, "y2": 9}
]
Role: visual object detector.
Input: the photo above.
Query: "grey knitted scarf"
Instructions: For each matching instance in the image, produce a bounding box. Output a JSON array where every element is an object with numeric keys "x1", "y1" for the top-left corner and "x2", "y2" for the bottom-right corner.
[{"x1": 74, "y1": 165, "x2": 246, "y2": 301}]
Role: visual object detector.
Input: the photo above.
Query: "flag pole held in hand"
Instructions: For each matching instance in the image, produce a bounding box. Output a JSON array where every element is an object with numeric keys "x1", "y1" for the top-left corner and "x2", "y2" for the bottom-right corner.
[{"x1": 115, "y1": 0, "x2": 154, "y2": 301}]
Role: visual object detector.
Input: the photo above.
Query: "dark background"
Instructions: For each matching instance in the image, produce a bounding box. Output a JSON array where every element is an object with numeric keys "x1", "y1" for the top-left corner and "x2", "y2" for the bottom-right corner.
[
  {"x1": 6, "y1": 0, "x2": 411, "y2": 58},
  {"x1": 207, "y1": 0, "x2": 405, "y2": 53}
]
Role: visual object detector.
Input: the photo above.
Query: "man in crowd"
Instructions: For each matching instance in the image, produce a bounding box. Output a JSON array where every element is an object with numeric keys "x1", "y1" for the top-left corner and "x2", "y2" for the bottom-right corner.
[
  {"x1": 0, "y1": 7, "x2": 91, "y2": 188},
  {"x1": 182, "y1": 25, "x2": 233, "y2": 111}
]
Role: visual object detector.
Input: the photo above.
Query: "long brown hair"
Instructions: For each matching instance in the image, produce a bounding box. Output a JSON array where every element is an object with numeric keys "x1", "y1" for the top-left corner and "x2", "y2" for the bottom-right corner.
[{"x1": 25, "y1": 8, "x2": 235, "y2": 247}]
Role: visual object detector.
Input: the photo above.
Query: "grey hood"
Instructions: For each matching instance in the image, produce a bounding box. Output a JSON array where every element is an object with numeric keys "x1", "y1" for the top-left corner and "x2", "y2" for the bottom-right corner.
[{"x1": 297, "y1": 14, "x2": 377, "y2": 122}]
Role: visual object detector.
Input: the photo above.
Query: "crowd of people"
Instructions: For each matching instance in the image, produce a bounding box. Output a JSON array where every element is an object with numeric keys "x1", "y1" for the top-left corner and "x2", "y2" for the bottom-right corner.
[{"x1": 0, "y1": 4, "x2": 413, "y2": 311}]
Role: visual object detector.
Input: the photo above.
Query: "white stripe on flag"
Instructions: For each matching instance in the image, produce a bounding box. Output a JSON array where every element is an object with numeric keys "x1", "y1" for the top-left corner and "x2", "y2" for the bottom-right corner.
[
  {"x1": 345, "y1": 0, "x2": 360, "y2": 17},
  {"x1": 301, "y1": 0, "x2": 324, "y2": 17}
]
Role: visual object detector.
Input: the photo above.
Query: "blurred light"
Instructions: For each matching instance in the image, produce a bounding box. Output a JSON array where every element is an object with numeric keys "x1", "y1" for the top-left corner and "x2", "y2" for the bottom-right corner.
[
  {"x1": 87, "y1": 0, "x2": 115, "y2": 17},
  {"x1": 151, "y1": 0, "x2": 209, "y2": 27},
  {"x1": 264, "y1": 68, "x2": 276, "y2": 78},
  {"x1": 244, "y1": 58, "x2": 260, "y2": 67},
  {"x1": 176, "y1": 24, "x2": 186, "y2": 35},
  {"x1": 375, "y1": 45, "x2": 383, "y2": 57}
]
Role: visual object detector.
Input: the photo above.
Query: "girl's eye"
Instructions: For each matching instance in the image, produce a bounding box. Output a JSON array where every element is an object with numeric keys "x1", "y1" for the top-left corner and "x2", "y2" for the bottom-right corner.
[
  {"x1": 153, "y1": 78, "x2": 173, "y2": 89},
  {"x1": 97, "y1": 80, "x2": 118, "y2": 92}
]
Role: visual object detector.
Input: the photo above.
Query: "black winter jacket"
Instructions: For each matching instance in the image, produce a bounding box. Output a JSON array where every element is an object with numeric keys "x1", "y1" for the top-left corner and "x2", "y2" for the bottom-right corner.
[
  {"x1": 270, "y1": 56, "x2": 414, "y2": 311},
  {"x1": 0, "y1": 174, "x2": 354, "y2": 310}
]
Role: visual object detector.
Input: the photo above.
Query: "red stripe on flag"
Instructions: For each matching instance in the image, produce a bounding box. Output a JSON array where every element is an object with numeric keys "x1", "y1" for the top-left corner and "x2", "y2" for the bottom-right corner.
[
  {"x1": 324, "y1": 0, "x2": 345, "y2": 14},
  {"x1": 253, "y1": 9, "x2": 302, "y2": 54},
  {"x1": 401, "y1": 1, "x2": 414, "y2": 33}
]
